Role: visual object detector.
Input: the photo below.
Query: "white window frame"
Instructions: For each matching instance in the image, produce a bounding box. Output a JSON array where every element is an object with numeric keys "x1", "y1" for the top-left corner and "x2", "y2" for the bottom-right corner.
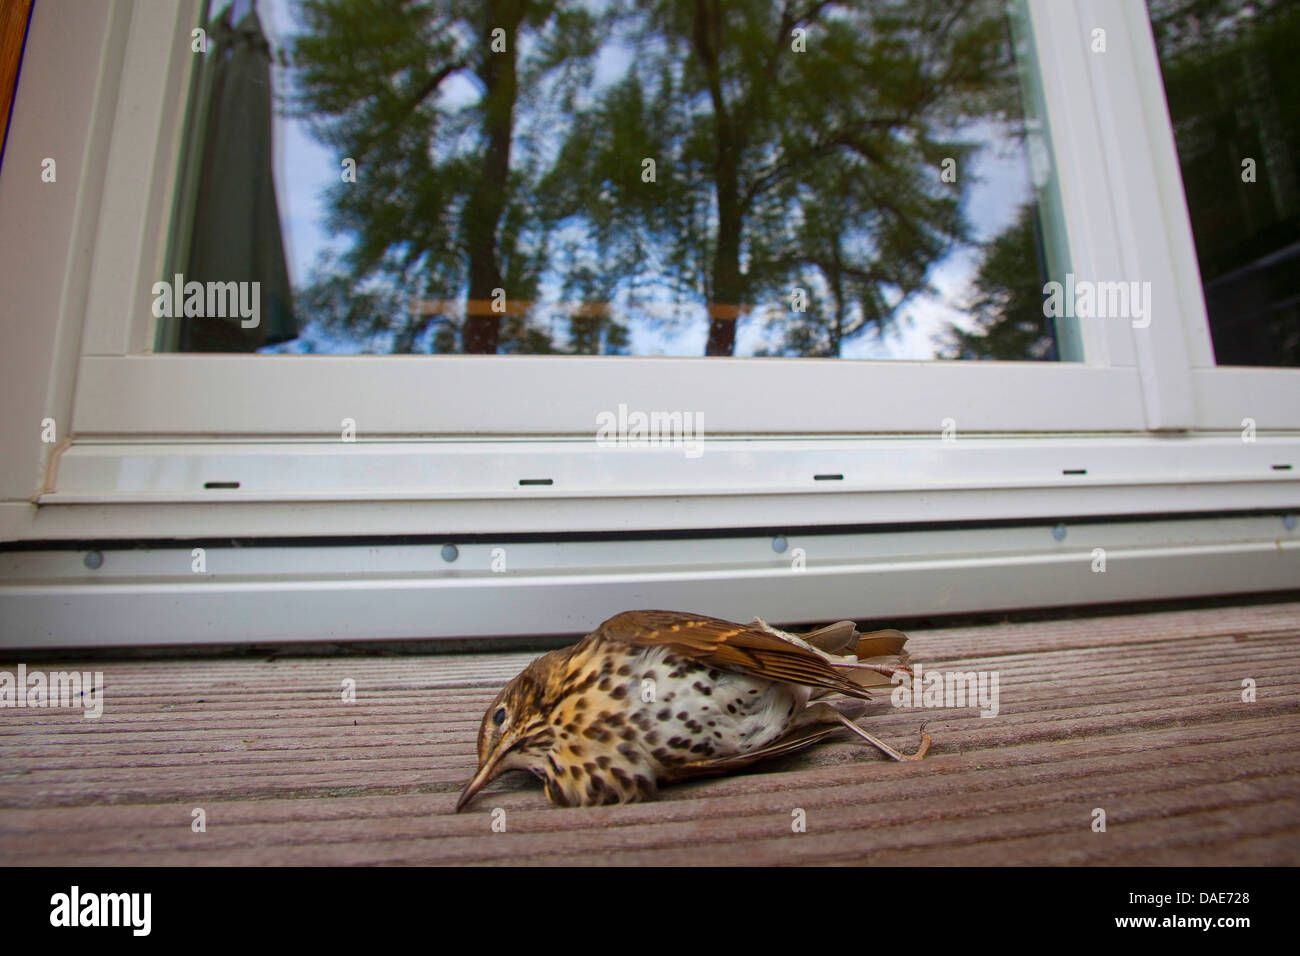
[
  {"x1": 1096, "y1": 0, "x2": 1300, "y2": 430},
  {"x1": 67, "y1": 0, "x2": 1152, "y2": 444}
]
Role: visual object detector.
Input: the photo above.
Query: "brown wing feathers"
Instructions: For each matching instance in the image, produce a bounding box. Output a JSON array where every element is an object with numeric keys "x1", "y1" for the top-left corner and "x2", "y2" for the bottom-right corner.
[{"x1": 599, "y1": 610, "x2": 891, "y2": 700}]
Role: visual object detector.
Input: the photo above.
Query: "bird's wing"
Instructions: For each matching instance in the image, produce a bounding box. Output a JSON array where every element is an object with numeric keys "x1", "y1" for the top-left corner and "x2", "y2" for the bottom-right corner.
[
  {"x1": 765, "y1": 620, "x2": 912, "y2": 696},
  {"x1": 598, "y1": 609, "x2": 879, "y2": 699},
  {"x1": 853, "y1": 628, "x2": 908, "y2": 659},
  {"x1": 796, "y1": 620, "x2": 860, "y2": 654}
]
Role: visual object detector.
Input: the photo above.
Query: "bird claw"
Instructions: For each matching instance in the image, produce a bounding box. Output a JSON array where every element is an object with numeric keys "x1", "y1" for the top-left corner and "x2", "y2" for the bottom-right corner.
[
  {"x1": 901, "y1": 723, "x2": 932, "y2": 761},
  {"x1": 837, "y1": 713, "x2": 933, "y2": 762}
]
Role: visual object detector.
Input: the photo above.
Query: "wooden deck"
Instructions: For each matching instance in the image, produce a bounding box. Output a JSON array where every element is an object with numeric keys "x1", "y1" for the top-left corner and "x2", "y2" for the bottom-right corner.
[{"x1": 2, "y1": 600, "x2": 1298, "y2": 865}]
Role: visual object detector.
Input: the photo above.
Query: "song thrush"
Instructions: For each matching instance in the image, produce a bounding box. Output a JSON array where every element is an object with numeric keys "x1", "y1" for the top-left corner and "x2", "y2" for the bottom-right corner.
[{"x1": 457, "y1": 610, "x2": 930, "y2": 810}]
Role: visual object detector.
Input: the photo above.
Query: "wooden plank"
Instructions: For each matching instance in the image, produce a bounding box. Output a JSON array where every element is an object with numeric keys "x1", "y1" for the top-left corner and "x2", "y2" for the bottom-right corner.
[
  {"x1": 1, "y1": 601, "x2": 1298, "y2": 864},
  {"x1": 0, "y1": 0, "x2": 32, "y2": 169}
]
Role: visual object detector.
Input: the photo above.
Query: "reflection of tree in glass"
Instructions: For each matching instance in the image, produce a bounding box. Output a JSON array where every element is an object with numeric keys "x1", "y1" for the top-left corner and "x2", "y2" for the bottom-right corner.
[
  {"x1": 1146, "y1": 0, "x2": 1298, "y2": 366},
  {"x1": 754, "y1": 142, "x2": 971, "y2": 358},
  {"x1": 291, "y1": 0, "x2": 611, "y2": 353},
  {"x1": 295, "y1": 250, "x2": 418, "y2": 353},
  {"x1": 290, "y1": 0, "x2": 1021, "y2": 357},
  {"x1": 553, "y1": 259, "x2": 630, "y2": 355},
  {"x1": 546, "y1": 0, "x2": 1018, "y2": 356},
  {"x1": 937, "y1": 202, "x2": 1055, "y2": 361}
]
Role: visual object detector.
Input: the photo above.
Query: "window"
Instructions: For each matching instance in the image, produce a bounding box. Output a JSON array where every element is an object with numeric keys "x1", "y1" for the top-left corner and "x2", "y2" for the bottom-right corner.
[
  {"x1": 161, "y1": 0, "x2": 1078, "y2": 362},
  {"x1": 1147, "y1": 0, "x2": 1298, "y2": 368}
]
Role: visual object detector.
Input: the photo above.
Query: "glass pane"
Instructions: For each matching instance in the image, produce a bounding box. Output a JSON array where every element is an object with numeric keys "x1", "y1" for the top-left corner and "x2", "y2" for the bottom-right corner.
[
  {"x1": 1148, "y1": 0, "x2": 1300, "y2": 367},
  {"x1": 159, "y1": 0, "x2": 1075, "y2": 360}
]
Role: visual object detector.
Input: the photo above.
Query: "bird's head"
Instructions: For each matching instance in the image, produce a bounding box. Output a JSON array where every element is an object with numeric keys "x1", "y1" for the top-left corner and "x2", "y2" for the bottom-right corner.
[{"x1": 456, "y1": 662, "x2": 555, "y2": 812}]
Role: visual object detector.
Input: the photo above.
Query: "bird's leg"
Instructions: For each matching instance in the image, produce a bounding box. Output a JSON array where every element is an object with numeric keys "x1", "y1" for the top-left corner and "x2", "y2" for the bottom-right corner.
[
  {"x1": 830, "y1": 660, "x2": 909, "y2": 678},
  {"x1": 836, "y1": 715, "x2": 931, "y2": 762}
]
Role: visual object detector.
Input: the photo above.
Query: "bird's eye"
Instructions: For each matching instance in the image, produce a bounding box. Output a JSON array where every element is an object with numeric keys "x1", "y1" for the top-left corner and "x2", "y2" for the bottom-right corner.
[{"x1": 493, "y1": 707, "x2": 506, "y2": 727}]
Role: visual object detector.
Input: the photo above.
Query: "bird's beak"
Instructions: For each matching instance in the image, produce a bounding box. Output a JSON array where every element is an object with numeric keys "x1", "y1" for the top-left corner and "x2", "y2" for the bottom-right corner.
[{"x1": 455, "y1": 743, "x2": 510, "y2": 813}]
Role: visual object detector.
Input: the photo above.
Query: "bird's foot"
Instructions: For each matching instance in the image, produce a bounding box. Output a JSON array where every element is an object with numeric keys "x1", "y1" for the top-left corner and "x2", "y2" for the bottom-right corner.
[{"x1": 837, "y1": 715, "x2": 932, "y2": 762}]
